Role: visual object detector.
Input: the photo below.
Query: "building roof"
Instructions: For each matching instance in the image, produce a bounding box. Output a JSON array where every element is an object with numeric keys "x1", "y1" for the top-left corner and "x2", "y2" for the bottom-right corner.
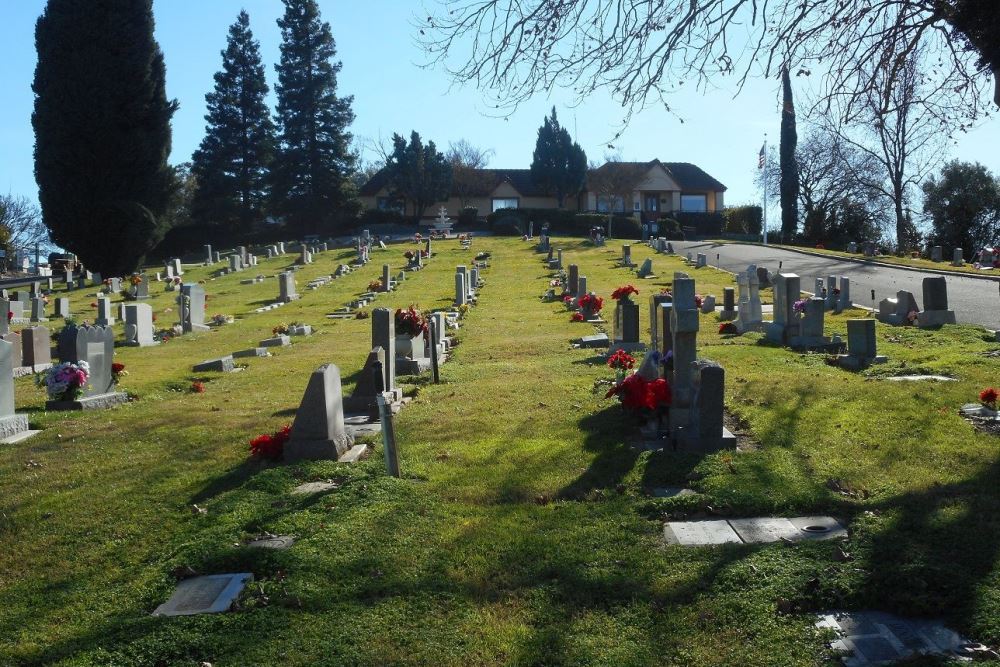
[
  {"x1": 359, "y1": 160, "x2": 726, "y2": 197},
  {"x1": 587, "y1": 160, "x2": 727, "y2": 192}
]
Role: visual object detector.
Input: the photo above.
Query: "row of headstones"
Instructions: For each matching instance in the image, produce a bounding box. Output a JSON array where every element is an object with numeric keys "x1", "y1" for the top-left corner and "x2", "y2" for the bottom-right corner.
[
  {"x1": 848, "y1": 241, "x2": 971, "y2": 267},
  {"x1": 617, "y1": 244, "x2": 656, "y2": 278},
  {"x1": 876, "y1": 276, "x2": 957, "y2": 327}
]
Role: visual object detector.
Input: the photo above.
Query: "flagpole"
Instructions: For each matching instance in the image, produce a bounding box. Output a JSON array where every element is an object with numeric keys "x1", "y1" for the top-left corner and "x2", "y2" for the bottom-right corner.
[{"x1": 762, "y1": 136, "x2": 768, "y2": 246}]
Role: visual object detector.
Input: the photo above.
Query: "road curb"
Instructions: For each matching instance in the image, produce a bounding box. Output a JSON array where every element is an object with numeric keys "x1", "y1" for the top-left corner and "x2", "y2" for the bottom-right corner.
[{"x1": 707, "y1": 241, "x2": 1000, "y2": 283}]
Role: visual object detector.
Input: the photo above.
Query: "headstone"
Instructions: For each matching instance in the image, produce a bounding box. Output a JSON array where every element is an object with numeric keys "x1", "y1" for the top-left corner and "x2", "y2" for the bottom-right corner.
[
  {"x1": 50, "y1": 324, "x2": 127, "y2": 410},
  {"x1": 213, "y1": 251, "x2": 221, "y2": 263},
  {"x1": 637, "y1": 258, "x2": 654, "y2": 278},
  {"x1": 377, "y1": 393, "x2": 401, "y2": 476},
  {"x1": 952, "y1": 248, "x2": 964, "y2": 267},
  {"x1": 756, "y1": 266, "x2": 769, "y2": 287},
  {"x1": 681, "y1": 360, "x2": 735, "y2": 452},
  {"x1": 180, "y1": 284, "x2": 210, "y2": 333},
  {"x1": 719, "y1": 287, "x2": 736, "y2": 320},
  {"x1": 278, "y1": 272, "x2": 299, "y2": 303},
  {"x1": 134, "y1": 274, "x2": 150, "y2": 299},
  {"x1": 454, "y1": 272, "x2": 467, "y2": 306},
  {"x1": 877, "y1": 290, "x2": 920, "y2": 326},
  {"x1": 30, "y1": 297, "x2": 47, "y2": 322},
  {"x1": 53, "y1": 297, "x2": 70, "y2": 318},
  {"x1": 382, "y1": 264, "x2": 392, "y2": 292},
  {"x1": 792, "y1": 297, "x2": 830, "y2": 348},
  {"x1": 568, "y1": 264, "x2": 579, "y2": 296},
  {"x1": 0, "y1": 339, "x2": 31, "y2": 442},
  {"x1": 622, "y1": 244, "x2": 633, "y2": 267},
  {"x1": 700, "y1": 295, "x2": 716, "y2": 314},
  {"x1": 21, "y1": 326, "x2": 52, "y2": 371},
  {"x1": 152, "y1": 573, "x2": 253, "y2": 617},
  {"x1": 836, "y1": 318, "x2": 887, "y2": 370},
  {"x1": 95, "y1": 297, "x2": 114, "y2": 326},
  {"x1": 343, "y1": 347, "x2": 386, "y2": 417},
  {"x1": 917, "y1": 276, "x2": 957, "y2": 327},
  {"x1": 123, "y1": 303, "x2": 157, "y2": 347},
  {"x1": 669, "y1": 278, "x2": 698, "y2": 429},
  {"x1": 372, "y1": 309, "x2": 397, "y2": 395},
  {"x1": 765, "y1": 273, "x2": 801, "y2": 345},
  {"x1": 931, "y1": 245, "x2": 943, "y2": 262},
  {"x1": 847, "y1": 242, "x2": 857, "y2": 253},
  {"x1": 64, "y1": 269, "x2": 73, "y2": 287},
  {"x1": 204, "y1": 245, "x2": 214, "y2": 264},
  {"x1": 299, "y1": 245, "x2": 312, "y2": 265},
  {"x1": 193, "y1": 356, "x2": 235, "y2": 373},
  {"x1": 171, "y1": 258, "x2": 183, "y2": 276},
  {"x1": 695, "y1": 253, "x2": 707, "y2": 268},
  {"x1": 228, "y1": 254, "x2": 242, "y2": 272},
  {"x1": 649, "y1": 293, "x2": 672, "y2": 353},
  {"x1": 283, "y1": 364, "x2": 355, "y2": 461},
  {"x1": 611, "y1": 294, "x2": 642, "y2": 351},
  {"x1": 837, "y1": 276, "x2": 852, "y2": 311}
]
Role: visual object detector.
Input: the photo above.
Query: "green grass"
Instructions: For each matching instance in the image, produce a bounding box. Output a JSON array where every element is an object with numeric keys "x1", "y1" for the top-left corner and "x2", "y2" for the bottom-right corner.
[{"x1": 1, "y1": 238, "x2": 999, "y2": 665}]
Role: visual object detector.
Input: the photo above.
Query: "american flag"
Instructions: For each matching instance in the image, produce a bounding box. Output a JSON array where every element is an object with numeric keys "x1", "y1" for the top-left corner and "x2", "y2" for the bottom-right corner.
[{"x1": 758, "y1": 143, "x2": 766, "y2": 169}]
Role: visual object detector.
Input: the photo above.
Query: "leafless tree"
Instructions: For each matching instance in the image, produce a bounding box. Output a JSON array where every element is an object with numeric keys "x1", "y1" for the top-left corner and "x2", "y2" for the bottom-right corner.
[
  {"x1": 446, "y1": 139, "x2": 496, "y2": 208},
  {"x1": 419, "y1": 1, "x2": 996, "y2": 126},
  {"x1": 0, "y1": 194, "x2": 52, "y2": 264},
  {"x1": 587, "y1": 153, "x2": 645, "y2": 212},
  {"x1": 831, "y1": 54, "x2": 947, "y2": 249}
]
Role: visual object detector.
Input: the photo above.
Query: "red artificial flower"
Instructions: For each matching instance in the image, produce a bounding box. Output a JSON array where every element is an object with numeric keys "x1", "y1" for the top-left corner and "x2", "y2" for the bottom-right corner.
[
  {"x1": 570, "y1": 312, "x2": 585, "y2": 322},
  {"x1": 579, "y1": 294, "x2": 604, "y2": 313},
  {"x1": 606, "y1": 374, "x2": 672, "y2": 411},
  {"x1": 190, "y1": 381, "x2": 206, "y2": 394},
  {"x1": 611, "y1": 285, "x2": 639, "y2": 300},
  {"x1": 980, "y1": 387, "x2": 998, "y2": 408},
  {"x1": 718, "y1": 322, "x2": 738, "y2": 335},
  {"x1": 562, "y1": 294, "x2": 574, "y2": 303},
  {"x1": 6, "y1": 311, "x2": 12, "y2": 322},
  {"x1": 694, "y1": 294, "x2": 703, "y2": 308},
  {"x1": 111, "y1": 362, "x2": 125, "y2": 374},
  {"x1": 90, "y1": 302, "x2": 98, "y2": 308},
  {"x1": 607, "y1": 350, "x2": 636, "y2": 371},
  {"x1": 647, "y1": 378, "x2": 672, "y2": 408},
  {"x1": 249, "y1": 424, "x2": 292, "y2": 461}
]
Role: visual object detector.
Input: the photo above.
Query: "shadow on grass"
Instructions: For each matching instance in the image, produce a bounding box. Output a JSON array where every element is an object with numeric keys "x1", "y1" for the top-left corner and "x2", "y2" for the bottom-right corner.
[{"x1": 189, "y1": 458, "x2": 265, "y2": 505}]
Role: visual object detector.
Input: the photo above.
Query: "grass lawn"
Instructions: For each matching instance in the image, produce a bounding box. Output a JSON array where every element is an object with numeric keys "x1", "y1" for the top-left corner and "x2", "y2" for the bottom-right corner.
[
  {"x1": 710, "y1": 240, "x2": 1000, "y2": 279},
  {"x1": 2, "y1": 237, "x2": 999, "y2": 666}
]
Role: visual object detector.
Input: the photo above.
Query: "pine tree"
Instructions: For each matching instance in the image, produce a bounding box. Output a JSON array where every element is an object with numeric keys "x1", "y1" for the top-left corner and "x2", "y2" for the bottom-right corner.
[
  {"x1": 779, "y1": 66, "x2": 800, "y2": 241},
  {"x1": 191, "y1": 10, "x2": 275, "y2": 234},
  {"x1": 530, "y1": 107, "x2": 587, "y2": 208},
  {"x1": 271, "y1": 0, "x2": 358, "y2": 234},
  {"x1": 386, "y1": 132, "x2": 452, "y2": 223},
  {"x1": 32, "y1": 0, "x2": 178, "y2": 276}
]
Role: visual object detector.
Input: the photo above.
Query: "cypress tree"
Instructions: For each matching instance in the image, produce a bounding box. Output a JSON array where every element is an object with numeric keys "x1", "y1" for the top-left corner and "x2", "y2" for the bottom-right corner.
[
  {"x1": 191, "y1": 10, "x2": 275, "y2": 233},
  {"x1": 779, "y1": 66, "x2": 800, "y2": 241},
  {"x1": 32, "y1": 0, "x2": 178, "y2": 276},
  {"x1": 271, "y1": 0, "x2": 357, "y2": 234},
  {"x1": 530, "y1": 107, "x2": 587, "y2": 208},
  {"x1": 386, "y1": 131, "x2": 452, "y2": 223}
]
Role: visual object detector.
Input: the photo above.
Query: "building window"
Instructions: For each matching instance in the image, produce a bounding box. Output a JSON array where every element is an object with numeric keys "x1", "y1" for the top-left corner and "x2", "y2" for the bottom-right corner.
[
  {"x1": 681, "y1": 194, "x2": 708, "y2": 212},
  {"x1": 492, "y1": 197, "x2": 519, "y2": 212},
  {"x1": 596, "y1": 195, "x2": 625, "y2": 213},
  {"x1": 377, "y1": 197, "x2": 403, "y2": 212}
]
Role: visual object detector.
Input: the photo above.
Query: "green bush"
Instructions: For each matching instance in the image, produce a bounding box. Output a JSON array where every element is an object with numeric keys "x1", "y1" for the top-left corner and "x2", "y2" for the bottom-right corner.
[
  {"x1": 490, "y1": 213, "x2": 523, "y2": 236},
  {"x1": 485, "y1": 208, "x2": 579, "y2": 234},
  {"x1": 674, "y1": 212, "x2": 725, "y2": 237},
  {"x1": 457, "y1": 207, "x2": 479, "y2": 227},
  {"x1": 657, "y1": 217, "x2": 686, "y2": 240},
  {"x1": 574, "y1": 214, "x2": 642, "y2": 239},
  {"x1": 359, "y1": 208, "x2": 405, "y2": 226},
  {"x1": 723, "y1": 205, "x2": 763, "y2": 234}
]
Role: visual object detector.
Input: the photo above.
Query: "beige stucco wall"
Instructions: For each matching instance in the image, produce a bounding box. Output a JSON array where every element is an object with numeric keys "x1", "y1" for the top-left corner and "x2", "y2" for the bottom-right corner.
[{"x1": 637, "y1": 165, "x2": 682, "y2": 191}]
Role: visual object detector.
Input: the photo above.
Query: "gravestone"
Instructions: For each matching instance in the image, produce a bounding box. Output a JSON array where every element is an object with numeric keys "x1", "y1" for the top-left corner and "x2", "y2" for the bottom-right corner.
[
  {"x1": 371, "y1": 309, "x2": 398, "y2": 398},
  {"x1": 204, "y1": 245, "x2": 213, "y2": 264},
  {"x1": 695, "y1": 253, "x2": 707, "y2": 268},
  {"x1": 152, "y1": 573, "x2": 253, "y2": 617},
  {"x1": 63, "y1": 269, "x2": 73, "y2": 288},
  {"x1": 299, "y1": 246, "x2": 313, "y2": 265},
  {"x1": 123, "y1": 303, "x2": 157, "y2": 347},
  {"x1": 700, "y1": 295, "x2": 716, "y2": 314},
  {"x1": 648, "y1": 293, "x2": 672, "y2": 353},
  {"x1": 658, "y1": 302, "x2": 674, "y2": 362},
  {"x1": 679, "y1": 359, "x2": 736, "y2": 452},
  {"x1": 931, "y1": 245, "x2": 943, "y2": 262},
  {"x1": 95, "y1": 297, "x2": 114, "y2": 326},
  {"x1": 278, "y1": 272, "x2": 299, "y2": 303},
  {"x1": 824, "y1": 275, "x2": 838, "y2": 310},
  {"x1": 576, "y1": 277, "x2": 588, "y2": 308},
  {"x1": 847, "y1": 241, "x2": 858, "y2": 253},
  {"x1": 277, "y1": 242, "x2": 286, "y2": 254},
  {"x1": 30, "y1": 297, "x2": 47, "y2": 322},
  {"x1": 917, "y1": 276, "x2": 956, "y2": 327},
  {"x1": 51, "y1": 324, "x2": 127, "y2": 410},
  {"x1": 837, "y1": 276, "x2": 852, "y2": 311},
  {"x1": 454, "y1": 272, "x2": 467, "y2": 306},
  {"x1": 53, "y1": 297, "x2": 70, "y2": 319},
  {"x1": 637, "y1": 258, "x2": 654, "y2": 278},
  {"x1": 171, "y1": 258, "x2": 183, "y2": 276},
  {"x1": 719, "y1": 288, "x2": 736, "y2": 321},
  {"x1": 0, "y1": 339, "x2": 31, "y2": 442},
  {"x1": 669, "y1": 277, "x2": 699, "y2": 432},
  {"x1": 877, "y1": 290, "x2": 920, "y2": 326},
  {"x1": 180, "y1": 284, "x2": 210, "y2": 333},
  {"x1": 283, "y1": 364, "x2": 356, "y2": 461},
  {"x1": 622, "y1": 244, "x2": 633, "y2": 267},
  {"x1": 610, "y1": 295, "x2": 643, "y2": 352},
  {"x1": 791, "y1": 297, "x2": 831, "y2": 348},
  {"x1": 765, "y1": 273, "x2": 801, "y2": 345},
  {"x1": 756, "y1": 266, "x2": 770, "y2": 287},
  {"x1": 836, "y1": 319, "x2": 887, "y2": 370},
  {"x1": 214, "y1": 251, "x2": 222, "y2": 263},
  {"x1": 228, "y1": 255, "x2": 242, "y2": 272},
  {"x1": 193, "y1": 356, "x2": 235, "y2": 373},
  {"x1": 134, "y1": 274, "x2": 150, "y2": 299},
  {"x1": 952, "y1": 248, "x2": 964, "y2": 266},
  {"x1": 236, "y1": 246, "x2": 247, "y2": 263},
  {"x1": 737, "y1": 265, "x2": 764, "y2": 333},
  {"x1": 21, "y1": 326, "x2": 52, "y2": 371},
  {"x1": 344, "y1": 347, "x2": 386, "y2": 417},
  {"x1": 568, "y1": 264, "x2": 579, "y2": 296},
  {"x1": 382, "y1": 264, "x2": 392, "y2": 292}
]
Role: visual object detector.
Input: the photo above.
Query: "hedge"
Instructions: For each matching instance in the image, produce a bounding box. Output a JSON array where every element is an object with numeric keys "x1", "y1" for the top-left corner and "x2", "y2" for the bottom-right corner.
[
  {"x1": 723, "y1": 205, "x2": 763, "y2": 235},
  {"x1": 485, "y1": 208, "x2": 642, "y2": 238}
]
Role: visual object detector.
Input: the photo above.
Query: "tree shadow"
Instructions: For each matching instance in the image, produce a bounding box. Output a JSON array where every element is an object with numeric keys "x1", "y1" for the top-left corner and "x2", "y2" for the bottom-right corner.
[{"x1": 189, "y1": 458, "x2": 266, "y2": 505}]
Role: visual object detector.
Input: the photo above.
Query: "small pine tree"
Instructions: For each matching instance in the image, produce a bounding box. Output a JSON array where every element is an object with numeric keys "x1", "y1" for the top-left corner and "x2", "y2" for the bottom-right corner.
[
  {"x1": 779, "y1": 67, "x2": 800, "y2": 242},
  {"x1": 191, "y1": 10, "x2": 275, "y2": 234},
  {"x1": 271, "y1": 0, "x2": 358, "y2": 234},
  {"x1": 32, "y1": 0, "x2": 178, "y2": 276},
  {"x1": 530, "y1": 108, "x2": 587, "y2": 208}
]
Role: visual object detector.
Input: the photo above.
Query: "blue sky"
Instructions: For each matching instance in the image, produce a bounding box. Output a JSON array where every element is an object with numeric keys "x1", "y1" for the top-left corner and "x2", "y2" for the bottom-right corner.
[{"x1": 1, "y1": 0, "x2": 997, "y2": 211}]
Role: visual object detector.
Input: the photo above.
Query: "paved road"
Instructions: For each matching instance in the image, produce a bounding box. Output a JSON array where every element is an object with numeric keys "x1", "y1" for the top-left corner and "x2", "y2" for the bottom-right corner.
[{"x1": 671, "y1": 241, "x2": 1000, "y2": 330}]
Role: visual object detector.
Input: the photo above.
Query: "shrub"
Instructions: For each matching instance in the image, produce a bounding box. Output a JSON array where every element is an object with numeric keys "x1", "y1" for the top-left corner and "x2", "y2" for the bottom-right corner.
[
  {"x1": 658, "y1": 217, "x2": 686, "y2": 240},
  {"x1": 491, "y1": 214, "x2": 523, "y2": 236},
  {"x1": 358, "y1": 208, "x2": 405, "y2": 226},
  {"x1": 723, "y1": 205, "x2": 763, "y2": 234},
  {"x1": 457, "y1": 207, "x2": 478, "y2": 227},
  {"x1": 674, "y1": 212, "x2": 725, "y2": 237}
]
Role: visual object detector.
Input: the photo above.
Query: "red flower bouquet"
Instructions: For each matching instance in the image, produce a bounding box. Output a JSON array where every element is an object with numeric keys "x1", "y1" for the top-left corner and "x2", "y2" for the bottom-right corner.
[
  {"x1": 190, "y1": 381, "x2": 206, "y2": 394},
  {"x1": 606, "y1": 374, "x2": 672, "y2": 412},
  {"x1": 607, "y1": 350, "x2": 636, "y2": 371},
  {"x1": 578, "y1": 294, "x2": 604, "y2": 313},
  {"x1": 570, "y1": 312, "x2": 585, "y2": 322},
  {"x1": 395, "y1": 306, "x2": 427, "y2": 337},
  {"x1": 980, "y1": 387, "x2": 998, "y2": 410},
  {"x1": 718, "y1": 322, "x2": 738, "y2": 335},
  {"x1": 250, "y1": 424, "x2": 291, "y2": 461},
  {"x1": 611, "y1": 285, "x2": 639, "y2": 300}
]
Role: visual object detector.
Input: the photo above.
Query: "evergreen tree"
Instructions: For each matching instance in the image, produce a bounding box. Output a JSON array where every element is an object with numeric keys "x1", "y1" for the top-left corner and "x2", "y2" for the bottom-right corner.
[
  {"x1": 32, "y1": 0, "x2": 178, "y2": 276},
  {"x1": 191, "y1": 10, "x2": 275, "y2": 233},
  {"x1": 271, "y1": 0, "x2": 357, "y2": 233},
  {"x1": 779, "y1": 66, "x2": 800, "y2": 241},
  {"x1": 386, "y1": 132, "x2": 452, "y2": 223},
  {"x1": 922, "y1": 161, "x2": 1000, "y2": 253},
  {"x1": 530, "y1": 107, "x2": 587, "y2": 208}
]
